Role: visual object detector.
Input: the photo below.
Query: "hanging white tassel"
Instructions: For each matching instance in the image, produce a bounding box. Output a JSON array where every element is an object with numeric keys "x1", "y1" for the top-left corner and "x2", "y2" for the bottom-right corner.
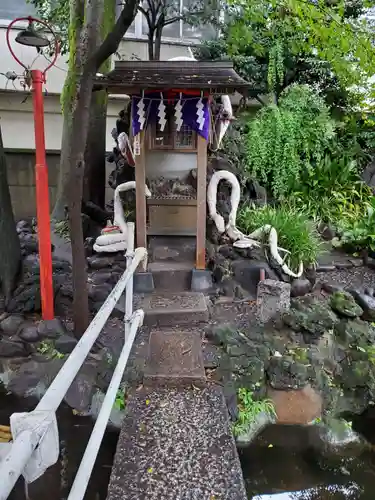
[
  {"x1": 175, "y1": 93, "x2": 183, "y2": 131},
  {"x1": 196, "y1": 96, "x2": 205, "y2": 131},
  {"x1": 158, "y1": 93, "x2": 167, "y2": 131}
]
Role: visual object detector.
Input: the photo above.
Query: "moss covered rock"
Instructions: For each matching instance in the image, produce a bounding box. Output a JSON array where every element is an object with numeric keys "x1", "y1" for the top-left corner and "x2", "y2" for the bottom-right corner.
[
  {"x1": 330, "y1": 291, "x2": 363, "y2": 318},
  {"x1": 283, "y1": 299, "x2": 338, "y2": 338}
]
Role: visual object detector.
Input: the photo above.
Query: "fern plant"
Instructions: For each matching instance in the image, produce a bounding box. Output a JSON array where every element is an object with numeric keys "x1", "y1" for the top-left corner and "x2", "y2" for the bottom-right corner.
[
  {"x1": 233, "y1": 388, "x2": 276, "y2": 437},
  {"x1": 246, "y1": 84, "x2": 335, "y2": 197}
]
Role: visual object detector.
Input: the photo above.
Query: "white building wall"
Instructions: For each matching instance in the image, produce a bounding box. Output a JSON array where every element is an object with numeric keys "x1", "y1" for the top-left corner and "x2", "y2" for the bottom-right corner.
[{"x1": 0, "y1": 20, "x2": 193, "y2": 153}]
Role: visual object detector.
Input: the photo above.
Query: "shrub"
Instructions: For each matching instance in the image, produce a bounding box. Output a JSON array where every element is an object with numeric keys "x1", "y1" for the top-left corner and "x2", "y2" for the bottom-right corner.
[
  {"x1": 238, "y1": 205, "x2": 321, "y2": 269},
  {"x1": 288, "y1": 153, "x2": 373, "y2": 225},
  {"x1": 246, "y1": 84, "x2": 335, "y2": 197},
  {"x1": 336, "y1": 197, "x2": 375, "y2": 254}
]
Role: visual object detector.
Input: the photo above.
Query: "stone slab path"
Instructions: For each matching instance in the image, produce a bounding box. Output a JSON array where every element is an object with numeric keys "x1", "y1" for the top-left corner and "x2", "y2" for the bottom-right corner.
[{"x1": 106, "y1": 386, "x2": 247, "y2": 500}]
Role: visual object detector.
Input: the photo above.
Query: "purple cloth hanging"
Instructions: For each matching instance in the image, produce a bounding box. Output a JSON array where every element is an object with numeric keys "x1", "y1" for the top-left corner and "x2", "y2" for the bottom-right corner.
[
  {"x1": 132, "y1": 95, "x2": 209, "y2": 141},
  {"x1": 182, "y1": 97, "x2": 209, "y2": 141}
]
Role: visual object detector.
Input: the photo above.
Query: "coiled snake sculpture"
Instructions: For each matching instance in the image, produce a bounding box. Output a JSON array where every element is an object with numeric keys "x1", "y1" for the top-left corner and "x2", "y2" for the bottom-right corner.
[{"x1": 207, "y1": 171, "x2": 303, "y2": 278}]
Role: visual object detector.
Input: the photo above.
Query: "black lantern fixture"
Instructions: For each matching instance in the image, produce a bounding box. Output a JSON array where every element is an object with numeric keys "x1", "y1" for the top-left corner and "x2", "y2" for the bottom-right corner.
[{"x1": 15, "y1": 21, "x2": 50, "y2": 48}]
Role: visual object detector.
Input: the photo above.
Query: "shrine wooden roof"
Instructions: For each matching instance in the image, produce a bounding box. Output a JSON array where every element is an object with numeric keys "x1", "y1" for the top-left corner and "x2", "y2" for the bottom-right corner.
[{"x1": 93, "y1": 60, "x2": 250, "y2": 95}]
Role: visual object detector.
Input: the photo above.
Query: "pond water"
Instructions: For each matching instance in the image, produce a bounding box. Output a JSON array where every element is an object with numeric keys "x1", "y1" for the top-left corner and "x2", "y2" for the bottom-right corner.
[
  {"x1": 2, "y1": 391, "x2": 375, "y2": 500},
  {"x1": 0, "y1": 391, "x2": 118, "y2": 500},
  {"x1": 240, "y1": 424, "x2": 375, "y2": 500}
]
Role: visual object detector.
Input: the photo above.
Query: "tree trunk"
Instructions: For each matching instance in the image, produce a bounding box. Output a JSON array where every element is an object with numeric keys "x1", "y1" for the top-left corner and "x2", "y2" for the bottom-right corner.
[
  {"x1": 83, "y1": 0, "x2": 116, "y2": 208},
  {"x1": 148, "y1": 28, "x2": 155, "y2": 60},
  {"x1": 0, "y1": 125, "x2": 21, "y2": 306},
  {"x1": 52, "y1": 113, "x2": 73, "y2": 220},
  {"x1": 52, "y1": 0, "x2": 85, "y2": 222},
  {"x1": 83, "y1": 90, "x2": 107, "y2": 208},
  {"x1": 154, "y1": 26, "x2": 162, "y2": 60},
  {"x1": 54, "y1": 0, "x2": 139, "y2": 336}
]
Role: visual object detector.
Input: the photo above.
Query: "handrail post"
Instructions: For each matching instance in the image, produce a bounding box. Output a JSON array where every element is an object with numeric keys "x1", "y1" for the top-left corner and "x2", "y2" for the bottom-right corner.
[
  {"x1": 125, "y1": 223, "x2": 135, "y2": 342},
  {"x1": 0, "y1": 244, "x2": 148, "y2": 500}
]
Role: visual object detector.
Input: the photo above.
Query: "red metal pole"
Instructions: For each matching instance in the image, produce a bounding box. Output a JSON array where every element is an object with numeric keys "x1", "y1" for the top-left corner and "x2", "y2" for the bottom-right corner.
[{"x1": 31, "y1": 69, "x2": 54, "y2": 320}]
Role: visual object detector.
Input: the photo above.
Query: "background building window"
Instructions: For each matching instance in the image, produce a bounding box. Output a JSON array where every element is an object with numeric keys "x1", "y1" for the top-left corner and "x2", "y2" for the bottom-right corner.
[
  {"x1": 0, "y1": 0, "x2": 36, "y2": 20},
  {"x1": 139, "y1": 0, "x2": 217, "y2": 41}
]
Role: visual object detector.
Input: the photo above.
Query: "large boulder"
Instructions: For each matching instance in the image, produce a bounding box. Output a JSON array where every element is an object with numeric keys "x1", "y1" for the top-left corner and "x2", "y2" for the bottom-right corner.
[{"x1": 268, "y1": 384, "x2": 322, "y2": 424}]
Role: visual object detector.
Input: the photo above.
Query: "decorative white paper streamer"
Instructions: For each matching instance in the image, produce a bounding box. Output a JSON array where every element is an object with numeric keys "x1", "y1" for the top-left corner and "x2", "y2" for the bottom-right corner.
[
  {"x1": 175, "y1": 93, "x2": 183, "y2": 131},
  {"x1": 137, "y1": 97, "x2": 146, "y2": 130},
  {"x1": 158, "y1": 93, "x2": 167, "y2": 131},
  {"x1": 196, "y1": 97, "x2": 205, "y2": 131}
]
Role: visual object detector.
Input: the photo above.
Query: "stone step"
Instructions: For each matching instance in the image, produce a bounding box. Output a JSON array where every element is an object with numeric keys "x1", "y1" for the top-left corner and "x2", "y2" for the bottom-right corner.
[
  {"x1": 144, "y1": 328, "x2": 206, "y2": 387},
  {"x1": 149, "y1": 236, "x2": 196, "y2": 263},
  {"x1": 106, "y1": 386, "x2": 247, "y2": 500},
  {"x1": 148, "y1": 261, "x2": 193, "y2": 291},
  {"x1": 137, "y1": 291, "x2": 209, "y2": 327}
]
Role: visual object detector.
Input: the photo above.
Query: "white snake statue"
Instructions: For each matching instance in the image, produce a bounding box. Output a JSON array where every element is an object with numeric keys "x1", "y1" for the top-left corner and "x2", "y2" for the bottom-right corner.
[
  {"x1": 207, "y1": 171, "x2": 304, "y2": 278},
  {"x1": 93, "y1": 181, "x2": 151, "y2": 253}
]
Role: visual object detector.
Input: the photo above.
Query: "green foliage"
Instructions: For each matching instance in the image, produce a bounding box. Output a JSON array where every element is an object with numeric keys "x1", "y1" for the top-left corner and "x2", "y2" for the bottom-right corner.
[
  {"x1": 113, "y1": 389, "x2": 126, "y2": 411},
  {"x1": 336, "y1": 197, "x2": 375, "y2": 253},
  {"x1": 246, "y1": 84, "x2": 335, "y2": 197},
  {"x1": 267, "y1": 39, "x2": 284, "y2": 92},
  {"x1": 288, "y1": 154, "x2": 373, "y2": 225},
  {"x1": 37, "y1": 341, "x2": 65, "y2": 360},
  {"x1": 28, "y1": 0, "x2": 69, "y2": 53},
  {"x1": 226, "y1": 0, "x2": 375, "y2": 96},
  {"x1": 233, "y1": 388, "x2": 276, "y2": 437},
  {"x1": 238, "y1": 205, "x2": 321, "y2": 269}
]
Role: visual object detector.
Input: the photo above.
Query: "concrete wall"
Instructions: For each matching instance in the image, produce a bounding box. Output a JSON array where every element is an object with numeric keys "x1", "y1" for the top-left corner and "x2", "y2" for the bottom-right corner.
[
  {"x1": 5, "y1": 150, "x2": 60, "y2": 220},
  {"x1": 6, "y1": 150, "x2": 115, "y2": 220}
]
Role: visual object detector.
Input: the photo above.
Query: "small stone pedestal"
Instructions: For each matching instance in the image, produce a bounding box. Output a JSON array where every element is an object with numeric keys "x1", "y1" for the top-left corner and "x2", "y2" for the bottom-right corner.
[
  {"x1": 191, "y1": 269, "x2": 213, "y2": 292},
  {"x1": 257, "y1": 279, "x2": 291, "y2": 323},
  {"x1": 134, "y1": 272, "x2": 154, "y2": 293}
]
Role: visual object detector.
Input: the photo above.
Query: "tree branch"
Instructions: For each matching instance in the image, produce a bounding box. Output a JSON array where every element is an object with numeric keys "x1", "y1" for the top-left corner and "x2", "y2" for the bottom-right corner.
[
  {"x1": 163, "y1": 15, "x2": 183, "y2": 26},
  {"x1": 92, "y1": 0, "x2": 139, "y2": 71},
  {"x1": 139, "y1": 5, "x2": 152, "y2": 29}
]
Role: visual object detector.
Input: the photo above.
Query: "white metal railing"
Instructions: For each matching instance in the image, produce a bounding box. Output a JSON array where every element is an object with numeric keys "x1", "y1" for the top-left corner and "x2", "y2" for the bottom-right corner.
[{"x1": 0, "y1": 222, "x2": 147, "y2": 500}]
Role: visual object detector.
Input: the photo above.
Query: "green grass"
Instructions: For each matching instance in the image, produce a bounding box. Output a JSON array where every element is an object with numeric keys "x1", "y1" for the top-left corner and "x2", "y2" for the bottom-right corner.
[
  {"x1": 113, "y1": 389, "x2": 125, "y2": 410},
  {"x1": 238, "y1": 205, "x2": 321, "y2": 269},
  {"x1": 233, "y1": 388, "x2": 276, "y2": 437},
  {"x1": 37, "y1": 340, "x2": 65, "y2": 360}
]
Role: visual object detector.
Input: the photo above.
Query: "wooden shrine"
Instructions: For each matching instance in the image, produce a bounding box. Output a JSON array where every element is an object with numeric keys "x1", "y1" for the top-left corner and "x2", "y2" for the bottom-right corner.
[{"x1": 94, "y1": 60, "x2": 249, "y2": 274}]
